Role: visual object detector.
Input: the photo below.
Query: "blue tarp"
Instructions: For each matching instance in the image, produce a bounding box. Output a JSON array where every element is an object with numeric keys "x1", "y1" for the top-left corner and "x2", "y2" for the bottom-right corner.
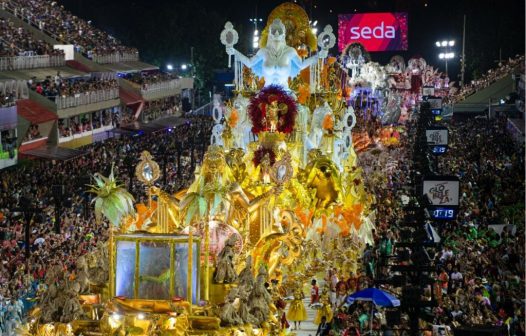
[{"x1": 346, "y1": 287, "x2": 401, "y2": 307}]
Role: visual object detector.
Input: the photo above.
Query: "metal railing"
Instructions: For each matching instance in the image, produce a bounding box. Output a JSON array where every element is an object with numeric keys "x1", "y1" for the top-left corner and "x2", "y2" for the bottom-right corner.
[
  {"x1": 140, "y1": 79, "x2": 181, "y2": 95},
  {"x1": 54, "y1": 87, "x2": 119, "y2": 109},
  {"x1": 188, "y1": 102, "x2": 213, "y2": 116},
  {"x1": 0, "y1": 54, "x2": 65, "y2": 71},
  {"x1": 0, "y1": 80, "x2": 28, "y2": 99},
  {"x1": 90, "y1": 52, "x2": 139, "y2": 64}
]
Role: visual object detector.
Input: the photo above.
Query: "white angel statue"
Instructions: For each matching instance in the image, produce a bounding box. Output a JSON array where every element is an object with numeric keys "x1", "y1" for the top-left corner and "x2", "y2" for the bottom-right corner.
[{"x1": 226, "y1": 19, "x2": 327, "y2": 89}]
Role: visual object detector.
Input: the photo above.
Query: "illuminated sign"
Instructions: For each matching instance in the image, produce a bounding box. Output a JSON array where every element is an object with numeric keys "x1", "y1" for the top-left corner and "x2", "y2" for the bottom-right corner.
[
  {"x1": 338, "y1": 12, "x2": 408, "y2": 52},
  {"x1": 423, "y1": 178, "x2": 460, "y2": 206},
  {"x1": 426, "y1": 127, "x2": 448, "y2": 146},
  {"x1": 427, "y1": 98, "x2": 443, "y2": 109},
  {"x1": 422, "y1": 86, "x2": 435, "y2": 96}
]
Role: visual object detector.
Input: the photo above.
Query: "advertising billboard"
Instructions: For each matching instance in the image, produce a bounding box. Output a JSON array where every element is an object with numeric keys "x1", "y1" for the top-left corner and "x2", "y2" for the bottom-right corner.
[
  {"x1": 423, "y1": 178, "x2": 460, "y2": 206},
  {"x1": 338, "y1": 12, "x2": 408, "y2": 52}
]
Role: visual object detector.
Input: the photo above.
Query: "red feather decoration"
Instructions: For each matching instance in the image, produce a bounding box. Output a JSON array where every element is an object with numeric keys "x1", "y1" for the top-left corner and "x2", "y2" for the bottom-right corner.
[
  {"x1": 248, "y1": 85, "x2": 298, "y2": 134},
  {"x1": 253, "y1": 147, "x2": 276, "y2": 167}
]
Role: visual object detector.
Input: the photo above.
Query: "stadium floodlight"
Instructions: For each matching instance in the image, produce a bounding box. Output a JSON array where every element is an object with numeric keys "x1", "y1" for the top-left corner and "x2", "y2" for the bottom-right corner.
[{"x1": 435, "y1": 39, "x2": 456, "y2": 75}]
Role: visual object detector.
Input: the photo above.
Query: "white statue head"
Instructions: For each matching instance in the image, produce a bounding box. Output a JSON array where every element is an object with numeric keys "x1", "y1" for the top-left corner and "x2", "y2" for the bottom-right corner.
[{"x1": 268, "y1": 19, "x2": 286, "y2": 43}]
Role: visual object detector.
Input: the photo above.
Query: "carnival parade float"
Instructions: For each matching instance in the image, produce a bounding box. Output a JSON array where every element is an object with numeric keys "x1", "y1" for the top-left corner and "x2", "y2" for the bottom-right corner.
[{"x1": 15, "y1": 3, "x2": 449, "y2": 335}]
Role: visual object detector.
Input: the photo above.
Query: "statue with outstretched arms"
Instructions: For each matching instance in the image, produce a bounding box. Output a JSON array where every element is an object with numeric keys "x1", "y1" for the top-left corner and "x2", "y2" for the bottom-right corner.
[{"x1": 226, "y1": 19, "x2": 327, "y2": 89}]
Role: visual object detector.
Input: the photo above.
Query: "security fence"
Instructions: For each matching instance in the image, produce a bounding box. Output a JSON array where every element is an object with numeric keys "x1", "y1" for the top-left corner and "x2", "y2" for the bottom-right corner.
[
  {"x1": 90, "y1": 52, "x2": 139, "y2": 64},
  {"x1": 0, "y1": 54, "x2": 65, "y2": 71}
]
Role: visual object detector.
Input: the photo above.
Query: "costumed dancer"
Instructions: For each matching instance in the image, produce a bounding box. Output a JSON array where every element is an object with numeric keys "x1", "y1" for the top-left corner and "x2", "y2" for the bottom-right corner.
[
  {"x1": 314, "y1": 288, "x2": 334, "y2": 326},
  {"x1": 272, "y1": 283, "x2": 289, "y2": 331},
  {"x1": 287, "y1": 284, "x2": 307, "y2": 330},
  {"x1": 311, "y1": 279, "x2": 320, "y2": 305}
]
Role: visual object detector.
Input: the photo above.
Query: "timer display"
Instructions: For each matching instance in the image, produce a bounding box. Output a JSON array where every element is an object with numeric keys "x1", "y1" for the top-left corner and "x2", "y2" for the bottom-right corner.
[
  {"x1": 431, "y1": 207, "x2": 456, "y2": 220},
  {"x1": 431, "y1": 146, "x2": 448, "y2": 154}
]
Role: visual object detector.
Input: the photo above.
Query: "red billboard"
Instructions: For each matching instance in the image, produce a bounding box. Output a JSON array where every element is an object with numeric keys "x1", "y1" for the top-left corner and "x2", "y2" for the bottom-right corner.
[{"x1": 338, "y1": 12, "x2": 408, "y2": 52}]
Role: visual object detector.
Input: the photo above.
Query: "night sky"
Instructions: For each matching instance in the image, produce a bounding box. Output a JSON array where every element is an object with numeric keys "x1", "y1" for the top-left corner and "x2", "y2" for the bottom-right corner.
[{"x1": 61, "y1": 0, "x2": 524, "y2": 84}]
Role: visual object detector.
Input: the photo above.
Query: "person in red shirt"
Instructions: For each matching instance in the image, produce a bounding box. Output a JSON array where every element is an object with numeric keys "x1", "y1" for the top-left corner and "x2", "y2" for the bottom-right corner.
[
  {"x1": 346, "y1": 272, "x2": 358, "y2": 293},
  {"x1": 311, "y1": 279, "x2": 320, "y2": 305}
]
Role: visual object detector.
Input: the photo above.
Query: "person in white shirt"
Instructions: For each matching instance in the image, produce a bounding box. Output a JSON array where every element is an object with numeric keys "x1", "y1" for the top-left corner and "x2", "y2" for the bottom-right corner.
[
  {"x1": 451, "y1": 304, "x2": 463, "y2": 319},
  {"x1": 450, "y1": 268, "x2": 463, "y2": 283},
  {"x1": 440, "y1": 247, "x2": 453, "y2": 262}
]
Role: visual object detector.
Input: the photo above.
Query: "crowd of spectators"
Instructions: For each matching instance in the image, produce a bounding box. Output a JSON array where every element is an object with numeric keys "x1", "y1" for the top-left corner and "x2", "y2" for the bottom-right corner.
[
  {"x1": 336, "y1": 115, "x2": 524, "y2": 335},
  {"x1": 0, "y1": 115, "x2": 213, "y2": 333},
  {"x1": 28, "y1": 74, "x2": 118, "y2": 101},
  {"x1": 21, "y1": 124, "x2": 41, "y2": 142},
  {"x1": 57, "y1": 109, "x2": 117, "y2": 137},
  {"x1": 0, "y1": 0, "x2": 138, "y2": 58},
  {"x1": 0, "y1": 90, "x2": 17, "y2": 107},
  {"x1": 0, "y1": 18, "x2": 64, "y2": 58},
  {"x1": 142, "y1": 97, "x2": 182, "y2": 122},
  {"x1": 450, "y1": 55, "x2": 525, "y2": 104}
]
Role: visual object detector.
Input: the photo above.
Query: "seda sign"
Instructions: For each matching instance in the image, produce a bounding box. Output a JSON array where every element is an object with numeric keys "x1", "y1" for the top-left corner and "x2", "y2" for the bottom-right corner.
[{"x1": 338, "y1": 12, "x2": 408, "y2": 52}]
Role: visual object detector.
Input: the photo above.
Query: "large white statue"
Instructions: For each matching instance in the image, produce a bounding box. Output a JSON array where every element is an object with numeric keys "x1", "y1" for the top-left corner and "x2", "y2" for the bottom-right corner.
[{"x1": 226, "y1": 19, "x2": 327, "y2": 89}]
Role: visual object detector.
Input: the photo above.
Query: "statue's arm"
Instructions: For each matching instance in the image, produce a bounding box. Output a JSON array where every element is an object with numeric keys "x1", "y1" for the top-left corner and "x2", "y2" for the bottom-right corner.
[
  {"x1": 227, "y1": 47, "x2": 262, "y2": 68},
  {"x1": 293, "y1": 49, "x2": 328, "y2": 70}
]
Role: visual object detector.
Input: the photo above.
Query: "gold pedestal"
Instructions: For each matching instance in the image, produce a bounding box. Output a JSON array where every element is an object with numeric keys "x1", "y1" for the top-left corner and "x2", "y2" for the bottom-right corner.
[
  {"x1": 202, "y1": 265, "x2": 236, "y2": 305},
  {"x1": 209, "y1": 283, "x2": 236, "y2": 305}
]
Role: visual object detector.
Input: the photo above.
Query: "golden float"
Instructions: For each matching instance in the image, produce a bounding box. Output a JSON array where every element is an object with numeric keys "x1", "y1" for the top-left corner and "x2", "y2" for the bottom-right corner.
[{"x1": 23, "y1": 3, "x2": 377, "y2": 335}]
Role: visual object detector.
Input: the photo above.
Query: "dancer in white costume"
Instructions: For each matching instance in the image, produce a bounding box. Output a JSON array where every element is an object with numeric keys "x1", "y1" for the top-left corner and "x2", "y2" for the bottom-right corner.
[{"x1": 226, "y1": 19, "x2": 327, "y2": 89}]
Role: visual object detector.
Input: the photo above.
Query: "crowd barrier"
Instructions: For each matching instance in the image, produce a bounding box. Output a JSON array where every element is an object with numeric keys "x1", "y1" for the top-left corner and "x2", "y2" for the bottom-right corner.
[
  {"x1": 0, "y1": 54, "x2": 65, "y2": 71},
  {"x1": 91, "y1": 71, "x2": 118, "y2": 81},
  {"x1": 188, "y1": 102, "x2": 212, "y2": 116},
  {"x1": 140, "y1": 79, "x2": 181, "y2": 95},
  {"x1": 0, "y1": 79, "x2": 29, "y2": 100},
  {"x1": 54, "y1": 87, "x2": 119, "y2": 109},
  {"x1": 90, "y1": 52, "x2": 139, "y2": 64}
]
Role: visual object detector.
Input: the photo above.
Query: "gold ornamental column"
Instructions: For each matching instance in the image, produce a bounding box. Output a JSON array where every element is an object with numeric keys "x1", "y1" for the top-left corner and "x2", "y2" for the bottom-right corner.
[
  {"x1": 187, "y1": 230, "x2": 193, "y2": 315},
  {"x1": 203, "y1": 221, "x2": 210, "y2": 301}
]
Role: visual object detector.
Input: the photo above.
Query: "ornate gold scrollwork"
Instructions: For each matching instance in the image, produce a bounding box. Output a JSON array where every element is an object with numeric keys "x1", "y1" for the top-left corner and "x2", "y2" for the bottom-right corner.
[{"x1": 135, "y1": 151, "x2": 161, "y2": 186}]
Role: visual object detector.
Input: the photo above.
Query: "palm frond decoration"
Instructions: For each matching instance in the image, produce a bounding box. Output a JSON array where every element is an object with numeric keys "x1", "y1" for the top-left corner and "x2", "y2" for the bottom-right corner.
[
  {"x1": 88, "y1": 165, "x2": 135, "y2": 228},
  {"x1": 180, "y1": 177, "x2": 231, "y2": 226}
]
